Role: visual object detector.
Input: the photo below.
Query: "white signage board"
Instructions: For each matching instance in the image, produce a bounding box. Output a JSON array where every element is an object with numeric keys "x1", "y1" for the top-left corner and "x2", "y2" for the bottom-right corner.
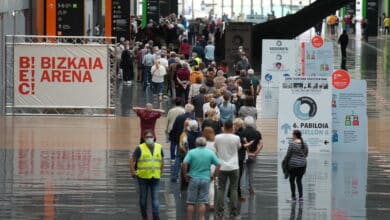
[
  {"x1": 14, "y1": 44, "x2": 108, "y2": 108},
  {"x1": 302, "y1": 42, "x2": 334, "y2": 77},
  {"x1": 278, "y1": 77, "x2": 332, "y2": 152},
  {"x1": 332, "y1": 80, "x2": 368, "y2": 152},
  {"x1": 278, "y1": 153, "x2": 331, "y2": 220},
  {"x1": 261, "y1": 39, "x2": 299, "y2": 87}
]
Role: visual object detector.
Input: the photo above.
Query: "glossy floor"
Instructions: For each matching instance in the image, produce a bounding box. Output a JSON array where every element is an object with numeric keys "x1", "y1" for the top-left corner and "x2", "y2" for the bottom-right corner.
[{"x1": 1, "y1": 29, "x2": 390, "y2": 219}]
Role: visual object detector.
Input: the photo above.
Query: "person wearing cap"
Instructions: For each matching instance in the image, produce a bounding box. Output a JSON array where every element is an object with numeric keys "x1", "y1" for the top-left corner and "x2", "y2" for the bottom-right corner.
[
  {"x1": 182, "y1": 137, "x2": 220, "y2": 219},
  {"x1": 130, "y1": 129, "x2": 164, "y2": 220}
]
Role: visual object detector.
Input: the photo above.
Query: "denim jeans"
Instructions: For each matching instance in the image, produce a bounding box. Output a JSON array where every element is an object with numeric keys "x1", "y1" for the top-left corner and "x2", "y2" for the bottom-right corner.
[
  {"x1": 171, "y1": 154, "x2": 183, "y2": 181},
  {"x1": 143, "y1": 66, "x2": 152, "y2": 91},
  {"x1": 216, "y1": 170, "x2": 239, "y2": 216},
  {"x1": 137, "y1": 177, "x2": 160, "y2": 220},
  {"x1": 152, "y1": 82, "x2": 164, "y2": 95}
]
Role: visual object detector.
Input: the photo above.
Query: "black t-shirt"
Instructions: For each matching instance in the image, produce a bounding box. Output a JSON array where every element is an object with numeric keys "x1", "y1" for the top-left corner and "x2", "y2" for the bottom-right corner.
[
  {"x1": 240, "y1": 127, "x2": 262, "y2": 153},
  {"x1": 238, "y1": 76, "x2": 252, "y2": 92}
]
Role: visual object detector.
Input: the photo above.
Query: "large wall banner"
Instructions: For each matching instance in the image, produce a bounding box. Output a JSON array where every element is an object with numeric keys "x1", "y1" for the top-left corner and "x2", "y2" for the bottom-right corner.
[
  {"x1": 302, "y1": 36, "x2": 334, "y2": 77},
  {"x1": 278, "y1": 77, "x2": 332, "y2": 152},
  {"x1": 331, "y1": 70, "x2": 368, "y2": 152},
  {"x1": 14, "y1": 44, "x2": 108, "y2": 108},
  {"x1": 261, "y1": 39, "x2": 299, "y2": 88}
]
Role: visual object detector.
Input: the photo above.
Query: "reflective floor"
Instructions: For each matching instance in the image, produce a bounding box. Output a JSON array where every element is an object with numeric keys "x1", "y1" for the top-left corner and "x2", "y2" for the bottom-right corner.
[{"x1": 1, "y1": 28, "x2": 390, "y2": 219}]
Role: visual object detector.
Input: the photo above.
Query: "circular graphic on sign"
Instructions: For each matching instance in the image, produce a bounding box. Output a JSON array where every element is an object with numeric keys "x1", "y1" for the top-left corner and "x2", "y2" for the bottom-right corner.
[
  {"x1": 293, "y1": 96, "x2": 317, "y2": 120},
  {"x1": 276, "y1": 54, "x2": 282, "y2": 60},
  {"x1": 311, "y1": 35, "x2": 324, "y2": 48},
  {"x1": 265, "y1": 73, "x2": 273, "y2": 82},
  {"x1": 332, "y1": 69, "x2": 350, "y2": 90},
  {"x1": 276, "y1": 40, "x2": 282, "y2": 46}
]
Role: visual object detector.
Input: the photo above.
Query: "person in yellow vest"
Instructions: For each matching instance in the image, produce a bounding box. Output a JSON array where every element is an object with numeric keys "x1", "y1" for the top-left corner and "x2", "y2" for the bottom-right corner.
[
  {"x1": 130, "y1": 129, "x2": 164, "y2": 220},
  {"x1": 384, "y1": 15, "x2": 390, "y2": 35}
]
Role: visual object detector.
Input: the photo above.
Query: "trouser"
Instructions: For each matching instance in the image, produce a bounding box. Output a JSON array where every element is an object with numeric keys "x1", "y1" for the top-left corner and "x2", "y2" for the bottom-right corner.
[
  {"x1": 288, "y1": 166, "x2": 306, "y2": 198},
  {"x1": 143, "y1": 66, "x2": 152, "y2": 91},
  {"x1": 171, "y1": 153, "x2": 183, "y2": 181},
  {"x1": 246, "y1": 157, "x2": 256, "y2": 191},
  {"x1": 237, "y1": 160, "x2": 244, "y2": 198},
  {"x1": 216, "y1": 169, "x2": 239, "y2": 216},
  {"x1": 137, "y1": 178, "x2": 160, "y2": 220}
]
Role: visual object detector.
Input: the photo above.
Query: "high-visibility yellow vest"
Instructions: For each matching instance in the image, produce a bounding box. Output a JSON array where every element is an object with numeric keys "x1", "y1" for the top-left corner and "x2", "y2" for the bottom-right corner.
[{"x1": 136, "y1": 143, "x2": 162, "y2": 179}]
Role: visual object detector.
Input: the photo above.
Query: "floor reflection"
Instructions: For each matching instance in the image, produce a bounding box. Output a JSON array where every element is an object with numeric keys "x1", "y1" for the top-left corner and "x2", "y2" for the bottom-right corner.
[{"x1": 2, "y1": 149, "x2": 389, "y2": 219}]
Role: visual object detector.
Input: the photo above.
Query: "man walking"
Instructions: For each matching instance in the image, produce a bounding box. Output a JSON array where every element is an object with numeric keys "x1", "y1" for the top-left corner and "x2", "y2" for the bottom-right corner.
[
  {"x1": 215, "y1": 120, "x2": 241, "y2": 218},
  {"x1": 130, "y1": 130, "x2": 164, "y2": 220},
  {"x1": 338, "y1": 30, "x2": 349, "y2": 70},
  {"x1": 182, "y1": 137, "x2": 220, "y2": 220},
  {"x1": 132, "y1": 103, "x2": 165, "y2": 143}
]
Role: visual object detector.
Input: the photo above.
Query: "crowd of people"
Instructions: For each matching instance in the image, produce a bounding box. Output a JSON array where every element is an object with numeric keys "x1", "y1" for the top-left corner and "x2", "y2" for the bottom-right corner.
[{"x1": 125, "y1": 14, "x2": 308, "y2": 220}]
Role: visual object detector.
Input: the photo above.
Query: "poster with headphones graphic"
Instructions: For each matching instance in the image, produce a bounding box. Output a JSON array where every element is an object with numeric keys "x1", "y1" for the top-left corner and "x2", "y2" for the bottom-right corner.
[
  {"x1": 278, "y1": 77, "x2": 332, "y2": 152},
  {"x1": 332, "y1": 76, "x2": 368, "y2": 152}
]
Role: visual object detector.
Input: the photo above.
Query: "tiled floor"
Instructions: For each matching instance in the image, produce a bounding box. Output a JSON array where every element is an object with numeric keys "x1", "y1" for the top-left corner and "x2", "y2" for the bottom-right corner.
[{"x1": 1, "y1": 29, "x2": 390, "y2": 219}]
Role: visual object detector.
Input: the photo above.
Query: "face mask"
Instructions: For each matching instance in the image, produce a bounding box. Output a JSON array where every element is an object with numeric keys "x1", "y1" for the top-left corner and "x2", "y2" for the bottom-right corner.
[{"x1": 145, "y1": 138, "x2": 154, "y2": 145}]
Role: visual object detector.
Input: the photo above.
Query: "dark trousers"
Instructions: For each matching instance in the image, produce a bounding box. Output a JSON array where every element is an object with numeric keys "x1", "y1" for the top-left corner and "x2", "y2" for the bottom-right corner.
[
  {"x1": 288, "y1": 166, "x2": 306, "y2": 198},
  {"x1": 238, "y1": 160, "x2": 244, "y2": 198},
  {"x1": 341, "y1": 47, "x2": 347, "y2": 70}
]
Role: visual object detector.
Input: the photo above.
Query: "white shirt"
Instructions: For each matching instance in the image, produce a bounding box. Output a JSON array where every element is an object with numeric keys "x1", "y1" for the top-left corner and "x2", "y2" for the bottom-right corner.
[
  {"x1": 215, "y1": 133, "x2": 240, "y2": 171},
  {"x1": 202, "y1": 102, "x2": 220, "y2": 119},
  {"x1": 151, "y1": 65, "x2": 167, "y2": 83}
]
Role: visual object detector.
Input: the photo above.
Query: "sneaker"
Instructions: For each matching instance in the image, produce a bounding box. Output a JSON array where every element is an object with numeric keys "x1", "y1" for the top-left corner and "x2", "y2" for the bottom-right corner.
[
  {"x1": 299, "y1": 197, "x2": 304, "y2": 202},
  {"x1": 291, "y1": 197, "x2": 297, "y2": 202}
]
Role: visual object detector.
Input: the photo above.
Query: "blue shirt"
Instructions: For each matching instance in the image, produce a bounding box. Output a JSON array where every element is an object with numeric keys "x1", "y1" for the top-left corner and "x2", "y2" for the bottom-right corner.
[{"x1": 183, "y1": 147, "x2": 220, "y2": 180}]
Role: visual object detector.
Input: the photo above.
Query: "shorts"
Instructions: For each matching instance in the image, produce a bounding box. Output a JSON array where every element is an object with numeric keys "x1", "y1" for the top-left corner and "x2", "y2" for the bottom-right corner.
[{"x1": 187, "y1": 178, "x2": 210, "y2": 204}]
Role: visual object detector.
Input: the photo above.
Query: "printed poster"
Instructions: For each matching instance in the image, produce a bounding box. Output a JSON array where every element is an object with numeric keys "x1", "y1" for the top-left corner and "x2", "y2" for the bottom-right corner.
[
  {"x1": 14, "y1": 44, "x2": 108, "y2": 108},
  {"x1": 261, "y1": 39, "x2": 299, "y2": 88},
  {"x1": 332, "y1": 74, "x2": 368, "y2": 152},
  {"x1": 278, "y1": 77, "x2": 332, "y2": 152},
  {"x1": 302, "y1": 41, "x2": 334, "y2": 77}
]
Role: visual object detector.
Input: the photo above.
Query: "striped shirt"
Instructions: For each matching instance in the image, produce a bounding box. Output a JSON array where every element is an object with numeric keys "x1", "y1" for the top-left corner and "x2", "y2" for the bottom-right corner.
[{"x1": 285, "y1": 141, "x2": 308, "y2": 168}]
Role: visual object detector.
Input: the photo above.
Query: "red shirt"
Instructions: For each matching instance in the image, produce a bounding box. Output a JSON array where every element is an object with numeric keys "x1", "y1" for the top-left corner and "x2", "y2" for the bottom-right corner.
[
  {"x1": 135, "y1": 110, "x2": 162, "y2": 137},
  {"x1": 180, "y1": 42, "x2": 190, "y2": 56},
  {"x1": 176, "y1": 67, "x2": 190, "y2": 81}
]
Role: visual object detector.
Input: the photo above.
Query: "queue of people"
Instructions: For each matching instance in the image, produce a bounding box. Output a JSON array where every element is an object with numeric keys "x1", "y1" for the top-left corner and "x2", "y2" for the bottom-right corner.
[{"x1": 127, "y1": 14, "x2": 309, "y2": 220}]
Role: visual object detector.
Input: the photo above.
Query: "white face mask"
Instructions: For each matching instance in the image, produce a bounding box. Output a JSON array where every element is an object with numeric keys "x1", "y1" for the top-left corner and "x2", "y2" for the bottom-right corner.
[{"x1": 145, "y1": 138, "x2": 154, "y2": 145}]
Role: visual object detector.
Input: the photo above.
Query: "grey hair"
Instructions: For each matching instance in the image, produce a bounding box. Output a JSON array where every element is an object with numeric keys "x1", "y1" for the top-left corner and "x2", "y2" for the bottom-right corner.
[
  {"x1": 184, "y1": 103, "x2": 194, "y2": 113},
  {"x1": 195, "y1": 137, "x2": 207, "y2": 147},
  {"x1": 188, "y1": 120, "x2": 198, "y2": 131},
  {"x1": 244, "y1": 116, "x2": 256, "y2": 128}
]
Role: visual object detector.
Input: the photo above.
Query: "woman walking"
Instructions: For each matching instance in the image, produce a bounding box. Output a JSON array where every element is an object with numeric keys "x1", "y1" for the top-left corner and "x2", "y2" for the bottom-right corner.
[{"x1": 283, "y1": 130, "x2": 309, "y2": 202}]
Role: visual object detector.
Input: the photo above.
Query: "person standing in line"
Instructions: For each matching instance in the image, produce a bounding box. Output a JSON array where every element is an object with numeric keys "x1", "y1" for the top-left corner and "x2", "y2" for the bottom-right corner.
[
  {"x1": 384, "y1": 15, "x2": 390, "y2": 35},
  {"x1": 130, "y1": 130, "x2": 164, "y2": 220},
  {"x1": 120, "y1": 41, "x2": 135, "y2": 85},
  {"x1": 282, "y1": 130, "x2": 309, "y2": 202},
  {"x1": 247, "y1": 69, "x2": 261, "y2": 106},
  {"x1": 338, "y1": 30, "x2": 349, "y2": 70},
  {"x1": 170, "y1": 104, "x2": 196, "y2": 182},
  {"x1": 241, "y1": 116, "x2": 263, "y2": 195},
  {"x1": 233, "y1": 118, "x2": 245, "y2": 201},
  {"x1": 132, "y1": 103, "x2": 165, "y2": 143},
  {"x1": 142, "y1": 48, "x2": 155, "y2": 91},
  {"x1": 166, "y1": 98, "x2": 185, "y2": 165},
  {"x1": 182, "y1": 137, "x2": 221, "y2": 220},
  {"x1": 151, "y1": 59, "x2": 167, "y2": 101},
  {"x1": 203, "y1": 126, "x2": 217, "y2": 210},
  {"x1": 204, "y1": 41, "x2": 215, "y2": 66},
  {"x1": 214, "y1": 120, "x2": 241, "y2": 218},
  {"x1": 219, "y1": 94, "x2": 236, "y2": 125}
]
